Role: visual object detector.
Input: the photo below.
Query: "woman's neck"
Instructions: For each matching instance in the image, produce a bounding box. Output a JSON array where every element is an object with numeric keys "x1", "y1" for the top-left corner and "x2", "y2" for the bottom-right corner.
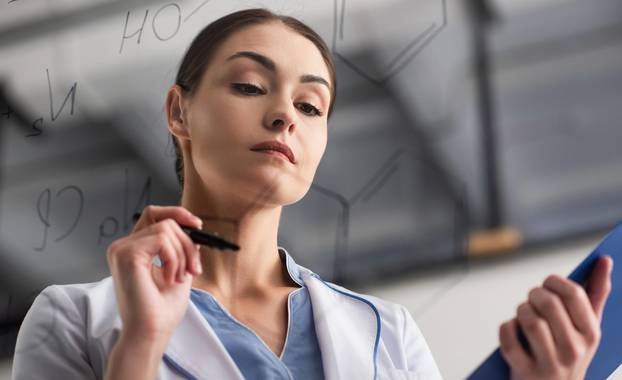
[{"x1": 181, "y1": 183, "x2": 297, "y2": 299}]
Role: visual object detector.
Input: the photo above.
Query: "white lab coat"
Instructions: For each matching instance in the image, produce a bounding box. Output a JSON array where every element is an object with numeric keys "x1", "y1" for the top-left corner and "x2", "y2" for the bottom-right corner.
[{"x1": 12, "y1": 258, "x2": 443, "y2": 380}]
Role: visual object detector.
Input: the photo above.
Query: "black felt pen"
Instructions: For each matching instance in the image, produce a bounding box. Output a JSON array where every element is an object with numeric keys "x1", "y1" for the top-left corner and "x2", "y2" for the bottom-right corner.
[{"x1": 132, "y1": 212, "x2": 240, "y2": 251}]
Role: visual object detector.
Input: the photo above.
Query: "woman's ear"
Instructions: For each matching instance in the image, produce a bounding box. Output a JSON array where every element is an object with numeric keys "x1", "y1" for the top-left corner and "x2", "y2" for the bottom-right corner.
[{"x1": 166, "y1": 85, "x2": 191, "y2": 141}]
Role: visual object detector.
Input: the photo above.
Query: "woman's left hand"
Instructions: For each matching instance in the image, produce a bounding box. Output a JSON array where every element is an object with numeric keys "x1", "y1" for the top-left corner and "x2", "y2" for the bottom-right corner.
[{"x1": 499, "y1": 255, "x2": 613, "y2": 380}]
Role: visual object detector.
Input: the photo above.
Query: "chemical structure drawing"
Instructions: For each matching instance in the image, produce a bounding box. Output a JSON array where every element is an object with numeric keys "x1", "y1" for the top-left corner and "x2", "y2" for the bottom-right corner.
[
  {"x1": 332, "y1": 0, "x2": 447, "y2": 85},
  {"x1": 119, "y1": 0, "x2": 211, "y2": 54},
  {"x1": 308, "y1": 148, "x2": 405, "y2": 282}
]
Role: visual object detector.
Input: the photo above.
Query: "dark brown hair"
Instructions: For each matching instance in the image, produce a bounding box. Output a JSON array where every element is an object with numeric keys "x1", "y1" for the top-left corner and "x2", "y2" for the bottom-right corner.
[{"x1": 172, "y1": 8, "x2": 337, "y2": 190}]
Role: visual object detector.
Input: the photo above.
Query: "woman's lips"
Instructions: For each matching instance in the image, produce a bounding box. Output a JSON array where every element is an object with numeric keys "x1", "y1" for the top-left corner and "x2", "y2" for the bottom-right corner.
[
  {"x1": 252, "y1": 149, "x2": 292, "y2": 163},
  {"x1": 250, "y1": 140, "x2": 296, "y2": 164}
]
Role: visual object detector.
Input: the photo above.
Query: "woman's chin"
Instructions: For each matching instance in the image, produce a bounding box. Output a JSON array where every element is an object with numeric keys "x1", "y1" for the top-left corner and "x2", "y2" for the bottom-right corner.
[
  {"x1": 233, "y1": 176, "x2": 306, "y2": 208},
  {"x1": 202, "y1": 162, "x2": 311, "y2": 208},
  {"x1": 249, "y1": 163, "x2": 305, "y2": 186},
  {"x1": 246, "y1": 163, "x2": 313, "y2": 206}
]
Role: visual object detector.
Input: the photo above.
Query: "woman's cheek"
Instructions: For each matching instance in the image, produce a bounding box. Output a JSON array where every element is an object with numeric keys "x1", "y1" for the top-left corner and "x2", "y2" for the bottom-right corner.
[
  {"x1": 304, "y1": 143, "x2": 327, "y2": 181},
  {"x1": 314, "y1": 128, "x2": 328, "y2": 162}
]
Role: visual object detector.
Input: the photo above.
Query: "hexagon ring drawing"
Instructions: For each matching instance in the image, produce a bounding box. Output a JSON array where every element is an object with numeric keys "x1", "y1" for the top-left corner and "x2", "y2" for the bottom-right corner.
[{"x1": 332, "y1": 0, "x2": 447, "y2": 85}]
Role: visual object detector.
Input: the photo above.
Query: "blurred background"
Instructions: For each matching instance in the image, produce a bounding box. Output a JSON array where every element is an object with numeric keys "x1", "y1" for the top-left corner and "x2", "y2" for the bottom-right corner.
[{"x1": 1, "y1": 0, "x2": 621, "y2": 378}]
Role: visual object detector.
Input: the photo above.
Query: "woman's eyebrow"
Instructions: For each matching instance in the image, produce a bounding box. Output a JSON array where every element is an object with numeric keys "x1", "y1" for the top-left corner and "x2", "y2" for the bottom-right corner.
[{"x1": 226, "y1": 51, "x2": 331, "y2": 91}]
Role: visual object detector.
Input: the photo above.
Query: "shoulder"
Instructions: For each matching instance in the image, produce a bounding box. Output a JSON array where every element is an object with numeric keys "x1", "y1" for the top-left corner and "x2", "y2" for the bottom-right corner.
[
  {"x1": 21, "y1": 277, "x2": 121, "y2": 351},
  {"x1": 24, "y1": 276, "x2": 114, "y2": 318},
  {"x1": 12, "y1": 277, "x2": 117, "y2": 380},
  {"x1": 17, "y1": 276, "x2": 120, "y2": 347},
  {"x1": 32, "y1": 276, "x2": 117, "y2": 323},
  {"x1": 56, "y1": 276, "x2": 116, "y2": 302}
]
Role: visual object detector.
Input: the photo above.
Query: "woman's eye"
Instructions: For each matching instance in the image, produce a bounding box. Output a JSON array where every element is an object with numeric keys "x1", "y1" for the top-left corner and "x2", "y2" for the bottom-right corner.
[
  {"x1": 298, "y1": 102, "x2": 323, "y2": 117},
  {"x1": 232, "y1": 83, "x2": 264, "y2": 95},
  {"x1": 231, "y1": 83, "x2": 322, "y2": 116}
]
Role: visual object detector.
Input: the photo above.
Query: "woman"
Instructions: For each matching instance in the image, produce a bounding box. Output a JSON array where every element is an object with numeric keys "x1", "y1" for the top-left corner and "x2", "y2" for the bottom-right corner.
[{"x1": 12, "y1": 8, "x2": 612, "y2": 380}]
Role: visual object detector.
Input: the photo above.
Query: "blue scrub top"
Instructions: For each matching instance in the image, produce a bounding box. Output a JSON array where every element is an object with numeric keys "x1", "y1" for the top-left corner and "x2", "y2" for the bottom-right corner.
[{"x1": 190, "y1": 248, "x2": 325, "y2": 380}]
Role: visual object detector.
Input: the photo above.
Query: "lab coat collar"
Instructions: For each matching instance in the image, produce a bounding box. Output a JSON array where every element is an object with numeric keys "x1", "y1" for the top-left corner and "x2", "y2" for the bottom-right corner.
[
  {"x1": 302, "y1": 272, "x2": 381, "y2": 380},
  {"x1": 163, "y1": 247, "x2": 381, "y2": 380},
  {"x1": 278, "y1": 248, "x2": 382, "y2": 379},
  {"x1": 278, "y1": 246, "x2": 305, "y2": 287}
]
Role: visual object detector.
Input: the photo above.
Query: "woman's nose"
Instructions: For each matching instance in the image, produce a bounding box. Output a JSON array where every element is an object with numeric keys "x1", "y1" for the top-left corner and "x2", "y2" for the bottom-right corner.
[{"x1": 265, "y1": 105, "x2": 296, "y2": 133}]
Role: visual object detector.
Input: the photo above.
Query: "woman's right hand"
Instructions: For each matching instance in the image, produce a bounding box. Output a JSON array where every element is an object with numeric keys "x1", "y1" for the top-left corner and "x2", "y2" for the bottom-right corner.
[{"x1": 106, "y1": 205, "x2": 204, "y2": 344}]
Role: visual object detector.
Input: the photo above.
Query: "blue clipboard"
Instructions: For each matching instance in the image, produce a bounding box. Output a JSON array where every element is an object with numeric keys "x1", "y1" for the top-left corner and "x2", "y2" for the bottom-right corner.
[{"x1": 467, "y1": 222, "x2": 622, "y2": 380}]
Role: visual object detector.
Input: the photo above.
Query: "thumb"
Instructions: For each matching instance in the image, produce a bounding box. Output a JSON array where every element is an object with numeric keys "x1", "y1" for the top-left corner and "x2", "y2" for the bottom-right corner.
[{"x1": 586, "y1": 255, "x2": 614, "y2": 321}]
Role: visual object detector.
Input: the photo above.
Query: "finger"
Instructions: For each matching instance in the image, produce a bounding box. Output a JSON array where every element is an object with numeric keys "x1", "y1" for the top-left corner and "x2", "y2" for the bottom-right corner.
[
  {"x1": 117, "y1": 232, "x2": 179, "y2": 285},
  {"x1": 133, "y1": 205, "x2": 203, "y2": 233},
  {"x1": 168, "y1": 218, "x2": 202, "y2": 276},
  {"x1": 107, "y1": 233, "x2": 160, "y2": 273},
  {"x1": 131, "y1": 219, "x2": 192, "y2": 282},
  {"x1": 586, "y1": 255, "x2": 613, "y2": 321},
  {"x1": 108, "y1": 224, "x2": 184, "y2": 286},
  {"x1": 528, "y1": 286, "x2": 580, "y2": 365},
  {"x1": 516, "y1": 302, "x2": 557, "y2": 368},
  {"x1": 161, "y1": 219, "x2": 187, "y2": 283},
  {"x1": 155, "y1": 232, "x2": 180, "y2": 285},
  {"x1": 499, "y1": 318, "x2": 533, "y2": 373},
  {"x1": 543, "y1": 275, "x2": 598, "y2": 338}
]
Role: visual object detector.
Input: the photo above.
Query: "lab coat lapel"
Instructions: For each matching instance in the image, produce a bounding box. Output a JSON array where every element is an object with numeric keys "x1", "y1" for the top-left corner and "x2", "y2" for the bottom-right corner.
[
  {"x1": 303, "y1": 272, "x2": 379, "y2": 380},
  {"x1": 164, "y1": 301, "x2": 244, "y2": 380}
]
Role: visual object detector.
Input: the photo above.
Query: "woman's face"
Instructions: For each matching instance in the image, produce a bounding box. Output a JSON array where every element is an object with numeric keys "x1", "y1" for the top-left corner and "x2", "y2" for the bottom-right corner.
[{"x1": 178, "y1": 21, "x2": 332, "y2": 208}]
